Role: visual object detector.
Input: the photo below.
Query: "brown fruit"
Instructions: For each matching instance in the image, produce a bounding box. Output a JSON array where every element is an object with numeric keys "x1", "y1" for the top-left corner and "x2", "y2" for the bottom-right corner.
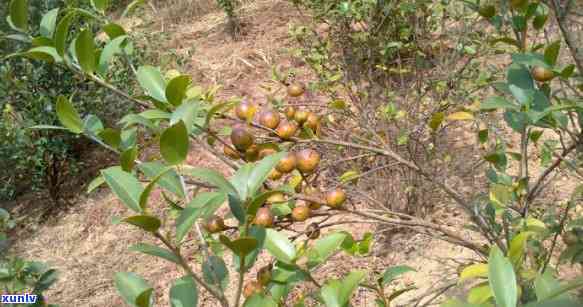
[
  {"x1": 276, "y1": 153, "x2": 297, "y2": 173},
  {"x1": 224, "y1": 144, "x2": 240, "y2": 160},
  {"x1": 306, "y1": 223, "x2": 320, "y2": 239},
  {"x1": 230, "y1": 126, "x2": 254, "y2": 151},
  {"x1": 268, "y1": 169, "x2": 283, "y2": 180},
  {"x1": 304, "y1": 113, "x2": 320, "y2": 131},
  {"x1": 287, "y1": 83, "x2": 305, "y2": 97},
  {"x1": 326, "y1": 189, "x2": 346, "y2": 208},
  {"x1": 257, "y1": 265, "x2": 272, "y2": 286},
  {"x1": 292, "y1": 206, "x2": 311, "y2": 222},
  {"x1": 532, "y1": 66, "x2": 554, "y2": 82},
  {"x1": 254, "y1": 207, "x2": 274, "y2": 227},
  {"x1": 258, "y1": 147, "x2": 278, "y2": 159},
  {"x1": 563, "y1": 231, "x2": 579, "y2": 245},
  {"x1": 294, "y1": 110, "x2": 309, "y2": 125},
  {"x1": 204, "y1": 216, "x2": 226, "y2": 233},
  {"x1": 296, "y1": 149, "x2": 320, "y2": 173},
  {"x1": 258, "y1": 110, "x2": 281, "y2": 129},
  {"x1": 276, "y1": 121, "x2": 298, "y2": 140},
  {"x1": 244, "y1": 145, "x2": 260, "y2": 162},
  {"x1": 235, "y1": 101, "x2": 257, "y2": 121},
  {"x1": 284, "y1": 106, "x2": 296, "y2": 119},
  {"x1": 267, "y1": 192, "x2": 286, "y2": 204},
  {"x1": 243, "y1": 281, "x2": 263, "y2": 298}
]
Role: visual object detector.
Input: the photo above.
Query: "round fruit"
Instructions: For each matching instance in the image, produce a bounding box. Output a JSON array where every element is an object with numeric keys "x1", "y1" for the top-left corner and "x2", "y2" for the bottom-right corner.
[
  {"x1": 292, "y1": 206, "x2": 311, "y2": 222},
  {"x1": 224, "y1": 144, "x2": 241, "y2": 160},
  {"x1": 257, "y1": 266, "x2": 272, "y2": 286},
  {"x1": 258, "y1": 110, "x2": 281, "y2": 129},
  {"x1": 563, "y1": 231, "x2": 579, "y2": 245},
  {"x1": 243, "y1": 281, "x2": 263, "y2": 298},
  {"x1": 254, "y1": 207, "x2": 274, "y2": 227},
  {"x1": 284, "y1": 106, "x2": 296, "y2": 119},
  {"x1": 266, "y1": 192, "x2": 286, "y2": 204},
  {"x1": 268, "y1": 169, "x2": 283, "y2": 180},
  {"x1": 304, "y1": 113, "x2": 320, "y2": 131},
  {"x1": 532, "y1": 66, "x2": 554, "y2": 82},
  {"x1": 326, "y1": 189, "x2": 346, "y2": 208},
  {"x1": 478, "y1": 5, "x2": 496, "y2": 18},
  {"x1": 294, "y1": 110, "x2": 309, "y2": 125},
  {"x1": 276, "y1": 153, "x2": 297, "y2": 173},
  {"x1": 230, "y1": 126, "x2": 254, "y2": 151},
  {"x1": 235, "y1": 101, "x2": 257, "y2": 121},
  {"x1": 287, "y1": 83, "x2": 305, "y2": 97},
  {"x1": 296, "y1": 149, "x2": 321, "y2": 173},
  {"x1": 276, "y1": 121, "x2": 298, "y2": 140},
  {"x1": 245, "y1": 145, "x2": 260, "y2": 162},
  {"x1": 258, "y1": 147, "x2": 278, "y2": 159},
  {"x1": 204, "y1": 216, "x2": 226, "y2": 233}
]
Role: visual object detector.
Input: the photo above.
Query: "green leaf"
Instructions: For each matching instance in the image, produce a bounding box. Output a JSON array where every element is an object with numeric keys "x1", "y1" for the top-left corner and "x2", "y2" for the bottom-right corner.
[
  {"x1": 488, "y1": 246, "x2": 517, "y2": 307},
  {"x1": 480, "y1": 97, "x2": 519, "y2": 111},
  {"x1": 247, "y1": 152, "x2": 287, "y2": 199},
  {"x1": 33, "y1": 269, "x2": 58, "y2": 292},
  {"x1": 170, "y1": 276, "x2": 198, "y2": 307},
  {"x1": 247, "y1": 190, "x2": 284, "y2": 217},
  {"x1": 121, "y1": 146, "x2": 138, "y2": 172},
  {"x1": 75, "y1": 29, "x2": 96, "y2": 74},
  {"x1": 468, "y1": 284, "x2": 493, "y2": 304},
  {"x1": 264, "y1": 229, "x2": 296, "y2": 263},
  {"x1": 382, "y1": 265, "x2": 416, "y2": 285},
  {"x1": 140, "y1": 109, "x2": 171, "y2": 120},
  {"x1": 9, "y1": 0, "x2": 28, "y2": 32},
  {"x1": 202, "y1": 255, "x2": 229, "y2": 290},
  {"x1": 99, "y1": 128, "x2": 122, "y2": 149},
  {"x1": 129, "y1": 243, "x2": 180, "y2": 264},
  {"x1": 507, "y1": 64, "x2": 534, "y2": 90},
  {"x1": 307, "y1": 232, "x2": 347, "y2": 268},
  {"x1": 135, "y1": 288, "x2": 154, "y2": 307},
  {"x1": 534, "y1": 271, "x2": 561, "y2": 301},
  {"x1": 176, "y1": 192, "x2": 226, "y2": 242},
  {"x1": 83, "y1": 114, "x2": 104, "y2": 134},
  {"x1": 227, "y1": 194, "x2": 246, "y2": 224},
  {"x1": 56, "y1": 95, "x2": 83, "y2": 134},
  {"x1": 244, "y1": 294, "x2": 277, "y2": 307},
  {"x1": 234, "y1": 226, "x2": 266, "y2": 270},
  {"x1": 166, "y1": 75, "x2": 191, "y2": 106},
  {"x1": 40, "y1": 8, "x2": 59, "y2": 38},
  {"x1": 544, "y1": 41, "x2": 560, "y2": 66},
  {"x1": 537, "y1": 277, "x2": 583, "y2": 301},
  {"x1": 230, "y1": 164, "x2": 254, "y2": 200},
  {"x1": 115, "y1": 272, "x2": 152, "y2": 307},
  {"x1": 459, "y1": 264, "x2": 488, "y2": 283},
  {"x1": 122, "y1": 0, "x2": 145, "y2": 18},
  {"x1": 87, "y1": 175, "x2": 105, "y2": 194},
  {"x1": 102, "y1": 166, "x2": 144, "y2": 213},
  {"x1": 504, "y1": 110, "x2": 529, "y2": 132},
  {"x1": 20, "y1": 46, "x2": 63, "y2": 63},
  {"x1": 429, "y1": 112, "x2": 445, "y2": 130},
  {"x1": 183, "y1": 167, "x2": 238, "y2": 197},
  {"x1": 98, "y1": 35, "x2": 128, "y2": 75},
  {"x1": 139, "y1": 162, "x2": 185, "y2": 198},
  {"x1": 137, "y1": 66, "x2": 168, "y2": 103},
  {"x1": 123, "y1": 215, "x2": 161, "y2": 232},
  {"x1": 103, "y1": 23, "x2": 126, "y2": 39},
  {"x1": 321, "y1": 270, "x2": 365, "y2": 307},
  {"x1": 139, "y1": 166, "x2": 173, "y2": 210},
  {"x1": 219, "y1": 235, "x2": 258, "y2": 256},
  {"x1": 508, "y1": 232, "x2": 531, "y2": 266},
  {"x1": 91, "y1": 0, "x2": 109, "y2": 12},
  {"x1": 170, "y1": 101, "x2": 199, "y2": 134},
  {"x1": 54, "y1": 12, "x2": 76, "y2": 56},
  {"x1": 160, "y1": 121, "x2": 189, "y2": 165}
]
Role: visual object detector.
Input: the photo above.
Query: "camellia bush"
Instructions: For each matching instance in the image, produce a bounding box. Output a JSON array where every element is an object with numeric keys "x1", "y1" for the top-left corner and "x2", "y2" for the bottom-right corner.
[{"x1": 3, "y1": 0, "x2": 583, "y2": 306}]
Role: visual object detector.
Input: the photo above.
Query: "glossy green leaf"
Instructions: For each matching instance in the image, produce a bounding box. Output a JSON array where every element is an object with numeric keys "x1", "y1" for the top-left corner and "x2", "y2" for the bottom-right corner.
[
  {"x1": 139, "y1": 162, "x2": 185, "y2": 198},
  {"x1": 40, "y1": 8, "x2": 59, "y2": 38},
  {"x1": 244, "y1": 294, "x2": 277, "y2": 307},
  {"x1": 54, "y1": 12, "x2": 76, "y2": 56},
  {"x1": 202, "y1": 255, "x2": 229, "y2": 290},
  {"x1": 135, "y1": 288, "x2": 154, "y2": 307},
  {"x1": 170, "y1": 101, "x2": 199, "y2": 134},
  {"x1": 488, "y1": 246, "x2": 517, "y2": 307},
  {"x1": 137, "y1": 66, "x2": 167, "y2": 103},
  {"x1": 227, "y1": 194, "x2": 246, "y2": 224},
  {"x1": 544, "y1": 41, "x2": 560, "y2": 66},
  {"x1": 20, "y1": 46, "x2": 63, "y2": 63},
  {"x1": 119, "y1": 114, "x2": 156, "y2": 131},
  {"x1": 91, "y1": 0, "x2": 109, "y2": 12},
  {"x1": 103, "y1": 23, "x2": 126, "y2": 39},
  {"x1": 308, "y1": 232, "x2": 347, "y2": 268},
  {"x1": 219, "y1": 235, "x2": 258, "y2": 256},
  {"x1": 160, "y1": 121, "x2": 189, "y2": 165},
  {"x1": 129, "y1": 243, "x2": 180, "y2": 264},
  {"x1": 234, "y1": 226, "x2": 266, "y2": 270},
  {"x1": 83, "y1": 114, "x2": 104, "y2": 134},
  {"x1": 75, "y1": 29, "x2": 96, "y2": 74},
  {"x1": 9, "y1": 0, "x2": 28, "y2": 32},
  {"x1": 507, "y1": 64, "x2": 534, "y2": 90},
  {"x1": 264, "y1": 229, "x2": 296, "y2": 263},
  {"x1": 140, "y1": 109, "x2": 171, "y2": 120},
  {"x1": 321, "y1": 270, "x2": 365, "y2": 307},
  {"x1": 120, "y1": 146, "x2": 138, "y2": 172},
  {"x1": 99, "y1": 128, "x2": 122, "y2": 149},
  {"x1": 176, "y1": 192, "x2": 226, "y2": 242},
  {"x1": 247, "y1": 152, "x2": 287, "y2": 199},
  {"x1": 115, "y1": 272, "x2": 152, "y2": 307},
  {"x1": 98, "y1": 35, "x2": 127, "y2": 75},
  {"x1": 170, "y1": 276, "x2": 198, "y2": 307},
  {"x1": 537, "y1": 277, "x2": 583, "y2": 301},
  {"x1": 382, "y1": 265, "x2": 416, "y2": 285},
  {"x1": 468, "y1": 284, "x2": 493, "y2": 304},
  {"x1": 459, "y1": 263, "x2": 488, "y2": 283},
  {"x1": 508, "y1": 232, "x2": 532, "y2": 265},
  {"x1": 183, "y1": 167, "x2": 238, "y2": 197},
  {"x1": 87, "y1": 175, "x2": 105, "y2": 193},
  {"x1": 534, "y1": 271, "x2": 561, "y2": 301},
  {"x1": 166, "y1": 75, "x2": 191, "y2": 106},
  {"x1": 123, "y1": 215, "x2": 161, "y2": 232},
  {"x1": 56, "y1": 95, "x2": 83, "y2": 134},
  {"x1": 102, "y1": 166, "x2": 144, "y2": 213},
  {"x1": 138, "y1": 166, "x2": 173, "y2": 210},
  {"x1": 230, "y1": 163, "x2": 253, "y2": 200},
  {"x1": 247, "y1": 190, "x2": 284, "y2": 216}
]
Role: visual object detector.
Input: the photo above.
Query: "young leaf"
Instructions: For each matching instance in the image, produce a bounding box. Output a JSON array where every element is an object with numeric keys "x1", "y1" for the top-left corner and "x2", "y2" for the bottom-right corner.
[
  {"x1": 488, "y1": 246, "x2": 517, "y2": 307},
  {"x1": 115, "y1": 272, "x2": 152, "y2": 307},
  {"x1": 9, "y1": 0, "x2": 28, "y2": 32},
  {"x1": 129, "y1": 243, "x2": 180, "y2": 264},
  {"x1": 459, "y1": 263, "x2": 488, "y2": 283},
  {"x1": 137, "y1": 66, "x2": 168, "y2": 103},
  {"x1": 264, "y1": 229, "x2": 296, "y2": 263},
  {"x1": 160, "y1": 121, "x2": 189, "y2": 165},
  {"x1": 170, "y1": 276, "x2": 198, "y2": 307},
  {"x1": 102, "y1": 166, "x2": 144, "y2": 213},
  {"x1": 75, "y1": 29, "x2": 96, "y2": 74},
  {"x1": 56, "y1": 95, "x2": 83, "y2": 134},
  {"x1": 123, "y1": 215, "x2": 161, "y2": 232},
  {"x1": 508, "y1": 232, "x2": 532, "y2": 266},
  {"x1": 166, "y1": 75, "x2": 191, "y2": 106},
  {"x1": 40, "y1": 8, "x2": 59, "y2": 38}
]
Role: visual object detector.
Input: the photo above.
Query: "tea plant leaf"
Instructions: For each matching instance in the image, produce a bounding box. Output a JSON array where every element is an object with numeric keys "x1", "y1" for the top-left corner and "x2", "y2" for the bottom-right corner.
[
  {"x1": 160, "y1": 121, "x2": 189, "y2": 165},
  {"x1": 129, "y1": 243, "x2": 180, "y2": 264},
  {"x1": 40, "y1": 8, "x2": 59, "y2": 38},
  {"x1": 265, "y1": 229, "x2": 296, "y2": 264},
  {"x1": 488, "y1": 246, "x2": 517, "y2": 307},
  {"x1": 56, "y1": 95, "x2": 83, "y2": 134},
  {"x1": 137, "y1": 66, "x2": 168, "y2": 103},
  {"x1": 115, "y1": 272, "x2": 152, "y2": 307},
  {"x1": 9, "y1": 0, "x2": 28, "y2": 32},
  {"x1": 102, "y1": 166, "x2": 144, "y2": 213},
  {"x1": 75, "y1": 29, "x2": 96, "y2": 74},
  {"x1": 170, "y1": 276, "x2": 198, "y2": 307}
]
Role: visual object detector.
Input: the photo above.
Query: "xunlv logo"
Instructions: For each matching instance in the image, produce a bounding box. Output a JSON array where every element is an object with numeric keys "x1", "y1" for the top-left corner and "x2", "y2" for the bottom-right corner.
[{"x1": 1, "y1": 294, "x2": 38, "y2": 304}]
